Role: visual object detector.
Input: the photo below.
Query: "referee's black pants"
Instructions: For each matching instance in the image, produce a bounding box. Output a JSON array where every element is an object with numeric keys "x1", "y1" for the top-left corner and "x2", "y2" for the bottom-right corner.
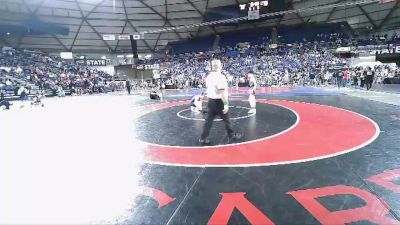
[{"x1": 201, "y1": 98, "x2": 233, "y2": 140}]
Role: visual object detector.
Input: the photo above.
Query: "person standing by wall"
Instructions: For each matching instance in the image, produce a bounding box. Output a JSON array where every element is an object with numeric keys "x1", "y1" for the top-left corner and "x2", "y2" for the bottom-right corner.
[
  {"x1": 126, "y1": 80, "x2": 131, "y2": 95},
  {"x1": 343, "y1": 70, "x2": 350, "y2": 88},
  {"x1": 366, "y1": 67, "x2": 375, "y2": 90},
  {"x1": 361, "y1": 68, "x2": 367, "y2": 88},
  {"x1": 0, "y1": 89, "x2": 11, "y2": 110},
  {"x1": 336, "y1": 70, "x2": 343, "y2": 89}
]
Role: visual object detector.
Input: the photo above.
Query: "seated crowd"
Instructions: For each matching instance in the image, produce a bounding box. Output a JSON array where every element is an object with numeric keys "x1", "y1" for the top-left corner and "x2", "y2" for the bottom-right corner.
[
  {"x1": 0, "y1": 29, "x2": 399, "y2": 101},
  {"x1": 0, "y1": 49, "x2": 124, "y2": 98},
  {"x1": 154, "y1": 33, "x2": 399, "y2": 89}
]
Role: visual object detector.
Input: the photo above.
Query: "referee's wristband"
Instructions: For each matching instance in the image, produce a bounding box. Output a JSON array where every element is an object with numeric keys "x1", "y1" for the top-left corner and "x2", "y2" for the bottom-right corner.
[{"x1": 223, "y1": 101, "x2": 229, "y2": 105}]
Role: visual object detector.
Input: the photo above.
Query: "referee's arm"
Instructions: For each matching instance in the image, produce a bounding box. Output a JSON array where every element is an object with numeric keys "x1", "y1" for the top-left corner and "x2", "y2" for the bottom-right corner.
[{"x1": 217, "y1": 77, "x2": 229, "y2": 103}]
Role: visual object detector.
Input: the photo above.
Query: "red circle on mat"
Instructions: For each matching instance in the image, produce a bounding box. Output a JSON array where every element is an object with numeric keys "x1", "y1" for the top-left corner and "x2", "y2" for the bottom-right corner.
[{"x1": 136, "y1": 100, "x2": 379, "y2": 167}]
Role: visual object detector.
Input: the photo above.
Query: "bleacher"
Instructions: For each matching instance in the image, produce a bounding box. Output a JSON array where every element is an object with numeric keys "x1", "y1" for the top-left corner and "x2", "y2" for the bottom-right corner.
[
  {"x1": 278, "y1": 23, "x2": 348, "y2": 43},
  {"x1": 0, "y1": 49, "x2": 116, "y2": 101},
  {"x1": 168, "y1": 22, "x2": 352, "y2": 55},
  {"x1": 170, "y1": 36, "x2": 215, "y2": 54},
  {"x1": 219, "y1": 28, "x2": 271, "y2": 48}
]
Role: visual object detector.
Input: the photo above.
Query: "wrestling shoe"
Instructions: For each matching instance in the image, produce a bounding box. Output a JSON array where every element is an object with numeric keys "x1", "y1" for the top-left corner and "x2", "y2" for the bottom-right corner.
[
  {"x1": 228, "y1": 132, "x2": 242, "y2": 143},
  {"x1": 248, "y1": 108, "x2": 256, "y2": 114}
]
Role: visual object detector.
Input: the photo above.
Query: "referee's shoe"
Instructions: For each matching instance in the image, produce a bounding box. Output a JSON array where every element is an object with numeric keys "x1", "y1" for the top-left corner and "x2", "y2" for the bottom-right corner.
[
  {"x1": 228, "y1": 132, "x2": 242, "y2": 144},
  {"x1": 198, "y1": 138, "x2": 211, "y2": 145},
  {"x1": 199, "y1": 132, "x2": 242, "y2": 145}
]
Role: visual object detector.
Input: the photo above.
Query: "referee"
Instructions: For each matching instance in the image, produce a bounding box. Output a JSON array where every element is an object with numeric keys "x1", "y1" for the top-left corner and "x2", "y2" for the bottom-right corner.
[{"x1": 199, "y1": 59, "x2": 241, "y2": 145}]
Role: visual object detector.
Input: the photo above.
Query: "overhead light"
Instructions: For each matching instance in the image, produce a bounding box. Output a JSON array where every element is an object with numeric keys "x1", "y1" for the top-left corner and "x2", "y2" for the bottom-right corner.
[
  {"x1": 117, "y1": 55, "x2": 125, "y2": 58},
  {"x1": 6, "y1": 32, "x2": 10, "y2": 35},
  {"x1": 101, "y1": 56, "x2": 106, "y2": 59},
  {"x1": 80, "y1": 56, "x2": 85, "y2": 59},
  {"x1": 126, "y1": 54, "x2": 133, "y2": 58}
]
